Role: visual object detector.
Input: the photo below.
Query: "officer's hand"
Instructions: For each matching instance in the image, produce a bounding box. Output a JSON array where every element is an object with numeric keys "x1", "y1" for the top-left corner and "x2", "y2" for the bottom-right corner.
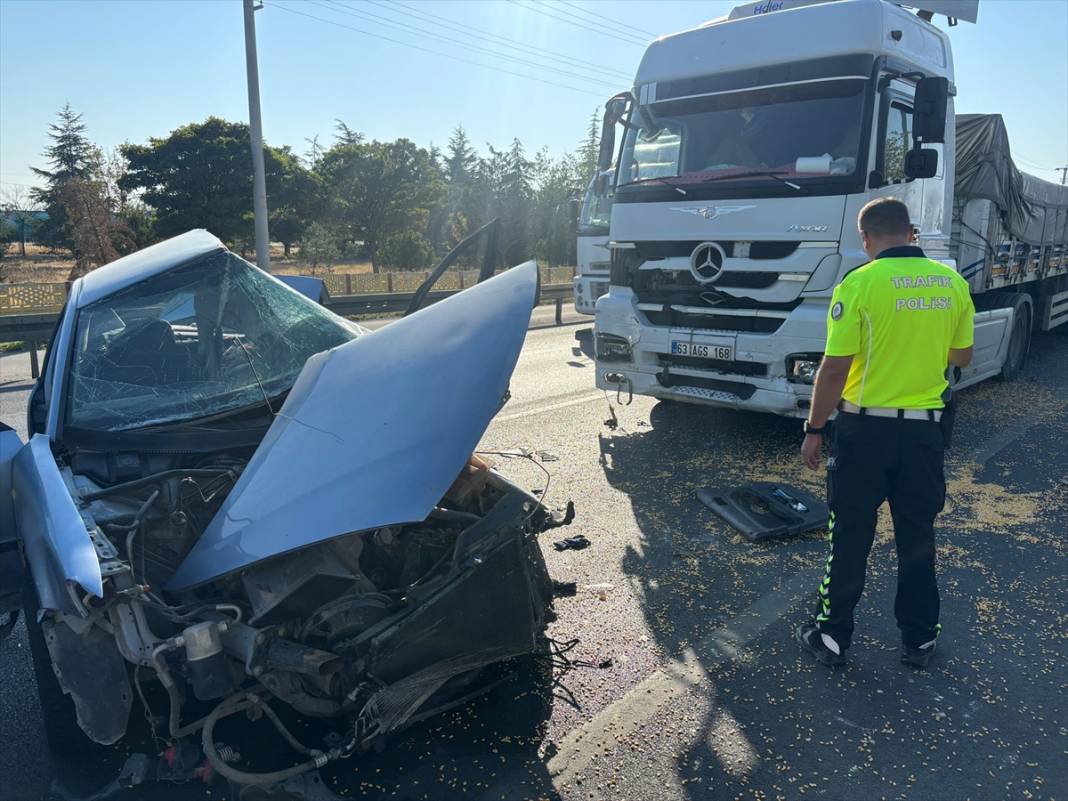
[{"x1": 801, "y1": 433, "x2": 823, "y2": 471}]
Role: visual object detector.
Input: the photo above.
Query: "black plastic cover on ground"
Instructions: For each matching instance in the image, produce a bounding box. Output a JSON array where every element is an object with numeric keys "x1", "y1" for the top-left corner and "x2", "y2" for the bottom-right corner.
[
  {"x1": 955, "y1": 114, "x2": 1068, "y2": 245},
  {"x1": 697, "y1": 482, "x2": 828, "y2": 542}
]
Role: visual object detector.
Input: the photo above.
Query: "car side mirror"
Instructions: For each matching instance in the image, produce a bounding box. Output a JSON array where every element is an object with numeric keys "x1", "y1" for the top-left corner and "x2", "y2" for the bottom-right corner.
[
  {"x1": 913, "y1": 76, "x2": 949, "y2": 144},
  {"x1": 905, "y1": 148, "x2": 938, "y2": 179}
]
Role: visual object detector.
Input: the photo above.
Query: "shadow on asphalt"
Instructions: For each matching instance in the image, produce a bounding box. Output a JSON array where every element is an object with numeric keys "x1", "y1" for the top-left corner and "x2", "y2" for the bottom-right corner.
[{"x1": 592, "y1": 334, "x2": 1068, "y2": 800}]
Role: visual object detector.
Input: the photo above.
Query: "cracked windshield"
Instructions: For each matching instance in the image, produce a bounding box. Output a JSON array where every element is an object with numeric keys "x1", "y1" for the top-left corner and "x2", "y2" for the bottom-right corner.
[{"x1": 68, "y1": 252, "x2": 360, "y2": 431}]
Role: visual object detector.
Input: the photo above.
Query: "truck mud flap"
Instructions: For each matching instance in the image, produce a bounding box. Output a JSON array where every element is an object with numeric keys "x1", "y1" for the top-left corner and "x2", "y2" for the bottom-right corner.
[{"x1": 697, "y1": 482, "x2": 827, "y2": 542}]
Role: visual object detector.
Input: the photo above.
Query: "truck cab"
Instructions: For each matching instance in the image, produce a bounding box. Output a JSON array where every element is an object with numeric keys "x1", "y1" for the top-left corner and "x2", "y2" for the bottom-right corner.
[
  {"x1": 594, "y1": 0, "x2": 1017, "y2": 416},
  {"x1": 574, "y1": 171, "x2": 613, "y2": 315}
]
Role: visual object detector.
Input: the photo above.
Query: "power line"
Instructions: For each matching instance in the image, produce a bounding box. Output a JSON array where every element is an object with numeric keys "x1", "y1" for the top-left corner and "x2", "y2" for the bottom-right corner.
[
  {"x1": 317, "y1": 0, "x2": 618, "y2": 88},
  {"x1": 268, "y1": 2, "x2": 607, "y2": 98},
  {"x1": 520, "y1": 0, "x2": 649, "y2": 44},
  {"x1": 1014, "y1": 154, "x2": 1055, "y2": 170},
  {"x1": 555, "y1": 0, "x2": 657, "y2": 39},
  {"x1": 508, "y1": 0, "x2": 648, "y2": 46},
  {"x1": 364, "y1": 0, "x2": 633, "y2": 81}
]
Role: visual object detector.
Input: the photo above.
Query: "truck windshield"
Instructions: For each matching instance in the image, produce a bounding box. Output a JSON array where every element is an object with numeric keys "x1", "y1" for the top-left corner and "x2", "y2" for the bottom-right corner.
[
  {"x1": 66, "y1": 252, "x2": 361, "y2": 431},
  {"x1": 580, "y1": 172, "x2": 613, "y2": 230},
  {"x1": 618, "y1": 79, "x2": 867, "y2": 192}
]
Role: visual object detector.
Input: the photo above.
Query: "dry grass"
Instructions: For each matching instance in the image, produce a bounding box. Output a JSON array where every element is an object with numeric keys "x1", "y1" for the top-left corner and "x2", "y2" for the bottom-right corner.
[{"x1": 1, "y1": 241, "x2": 377, "y2": 284}]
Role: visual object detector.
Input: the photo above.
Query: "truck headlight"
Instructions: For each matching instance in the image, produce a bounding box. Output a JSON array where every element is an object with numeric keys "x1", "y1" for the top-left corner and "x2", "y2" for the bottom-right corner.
[
  {"x1": 596, "y1": 333, "x2": 632, "y2": 363},
  {"x1": 787, "y1": 354, "x2": 822, "y2": 384}
]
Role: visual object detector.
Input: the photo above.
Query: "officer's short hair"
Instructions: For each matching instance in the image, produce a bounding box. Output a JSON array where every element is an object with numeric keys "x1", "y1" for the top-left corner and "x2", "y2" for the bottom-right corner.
[{"x1": 858, "y1": 198, "x2": 913, "y2": 238}]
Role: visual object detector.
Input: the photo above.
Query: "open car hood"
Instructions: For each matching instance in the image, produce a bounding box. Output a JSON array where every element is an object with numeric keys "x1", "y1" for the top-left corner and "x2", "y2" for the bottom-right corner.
[{"x1": 167, "y1": 262, "x2": 538, "y2": 590}]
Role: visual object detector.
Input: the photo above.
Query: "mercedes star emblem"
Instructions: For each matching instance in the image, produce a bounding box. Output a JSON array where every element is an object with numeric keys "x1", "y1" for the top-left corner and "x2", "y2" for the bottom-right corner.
[{"x1": 690, "y1": 242, "x2": 726, "y2": 283}]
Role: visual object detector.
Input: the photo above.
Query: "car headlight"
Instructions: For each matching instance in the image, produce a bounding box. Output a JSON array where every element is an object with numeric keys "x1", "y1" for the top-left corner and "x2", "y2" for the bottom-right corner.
[
  {"x1": 787, "y1": 354, "x2": 822, "y2": 384},
  {"x1": 596, "y1": 333, "x2": 632, "y2": 363}
]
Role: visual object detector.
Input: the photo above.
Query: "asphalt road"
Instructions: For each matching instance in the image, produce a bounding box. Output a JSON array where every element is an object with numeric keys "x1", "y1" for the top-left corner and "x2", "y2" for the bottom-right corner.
[{"x1": 0, "y1": 317, "x2": 1065, "y2": 801}]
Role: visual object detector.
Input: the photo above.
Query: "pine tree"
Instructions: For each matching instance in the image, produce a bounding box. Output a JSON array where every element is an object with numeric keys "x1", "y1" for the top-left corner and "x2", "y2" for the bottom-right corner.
[
  {"x1": 333, "y1": 120, "x2": 364, "y2": 146},
  {"x1": 576, "y1": 108, "x2": 601, "y2": 183},
  {"x1": 31, "y1": 103, "x2": 98, "y2": 251},
  {"x1": 445, "y1": 125, "x2": 477, "y2": 186}
]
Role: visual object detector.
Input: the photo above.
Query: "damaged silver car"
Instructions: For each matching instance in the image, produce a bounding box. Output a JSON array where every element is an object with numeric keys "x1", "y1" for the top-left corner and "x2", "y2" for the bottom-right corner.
[{"x1": 0, "y1": 230, "x2": 557, "y2": 785}]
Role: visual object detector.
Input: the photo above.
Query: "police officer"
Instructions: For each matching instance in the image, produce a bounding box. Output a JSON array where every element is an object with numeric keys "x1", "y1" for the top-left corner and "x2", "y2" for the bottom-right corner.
[{"x1": 795, "y1": 197, "x2": 975, "y2": 669}]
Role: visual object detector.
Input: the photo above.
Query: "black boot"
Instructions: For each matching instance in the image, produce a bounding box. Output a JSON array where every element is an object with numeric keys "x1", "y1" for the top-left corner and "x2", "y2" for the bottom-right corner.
[
  {"x1": 900, "y1": 638, "x2": 936, "y2": 669},
  {"x1": 795, "y1": 623, "x2": 846, "y2": 667}
]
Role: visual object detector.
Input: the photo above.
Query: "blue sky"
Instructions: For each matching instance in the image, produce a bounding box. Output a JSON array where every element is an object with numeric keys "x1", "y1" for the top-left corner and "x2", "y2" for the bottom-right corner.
[{"x1": 1, "y1": 0, "x2": 1066, "y2": 194}]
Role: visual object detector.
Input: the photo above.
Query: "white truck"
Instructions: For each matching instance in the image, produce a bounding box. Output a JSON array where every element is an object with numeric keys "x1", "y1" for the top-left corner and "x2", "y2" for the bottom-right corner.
[
  {"x1": 574, "y1": 172, "x2": 613, "y2": 314},
  {"x1": 593, "y1": 0, "x2": 1068, "y2": 417}
]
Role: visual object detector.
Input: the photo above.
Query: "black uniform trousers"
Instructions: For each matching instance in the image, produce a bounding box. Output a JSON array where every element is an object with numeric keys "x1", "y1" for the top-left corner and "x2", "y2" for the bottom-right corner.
[{"x1": 812, "y1": 411, "x2": 945, "y2": 650}]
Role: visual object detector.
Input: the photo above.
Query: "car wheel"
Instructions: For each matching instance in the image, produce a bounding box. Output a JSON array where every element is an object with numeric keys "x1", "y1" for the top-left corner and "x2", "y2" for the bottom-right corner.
[{"x1": 22, "y1": 579, "x2": 100, "y2": 757}]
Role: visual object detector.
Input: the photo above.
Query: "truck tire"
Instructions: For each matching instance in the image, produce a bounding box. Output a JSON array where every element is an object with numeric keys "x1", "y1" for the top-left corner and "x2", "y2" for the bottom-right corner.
[
  {"x1": 993, "y1": 294, "x2": 1032, "y2": 381},
  {"x1": 22, "y1": 578, "x2": 100, "y2": 757}
]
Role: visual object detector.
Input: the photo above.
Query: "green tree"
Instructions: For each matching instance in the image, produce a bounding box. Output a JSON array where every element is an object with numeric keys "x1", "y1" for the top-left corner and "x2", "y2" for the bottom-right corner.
[
  {"x1": 482, "y1": 138, "x2": 533, "y2": 266},
  {"x1": 268, "y1": 146, "x2": 318, "y2": 257},
  {"x1": 378, "y1": 230, "x2": 434, "y2": 271},
  {"x1": 445, "y1": 125, "x2": 477, "y2": 186},
  {"x1": 333, "y1": 120, "x2": 364, "y2": 147},
  {"x1": 317, "y1": 138, "x2": 443, "y2": 272},
  {"x1": 120, "y1": 117, "x2": 312, "y2": 249},
  {"x1": 31, "y1": 103, "x2": 97, "y2": 251},
  {"x1": 529, "y1": 149, "x2": 578, "y2": 267},
  {"x1": 299, "y1": 221, "x2": 340, "y2": 274},
  {"x1": 576, "y1": 108, "x2": 601, "y2": 183}
]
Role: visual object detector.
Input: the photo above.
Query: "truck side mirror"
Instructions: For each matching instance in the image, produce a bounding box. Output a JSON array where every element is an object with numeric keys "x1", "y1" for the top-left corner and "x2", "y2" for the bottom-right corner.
[
  {"x1": 597, "y1": 96, "x2": 629, "y2": 173},
  {"x1": 913, "y1": 76, "x2": 949, "y2": 144},
  {"x1": 905, "y1": 148, "x2": 939, "y2": 179}
]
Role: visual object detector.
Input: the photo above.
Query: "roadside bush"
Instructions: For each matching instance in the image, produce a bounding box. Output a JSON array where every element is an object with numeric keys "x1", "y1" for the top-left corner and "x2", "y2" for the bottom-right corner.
[
  {"x1": 378, "y1": 230, "x2": 434, "y2": 271},
  {"x1": 300, "y1": 222, "x2": 340, "y2": 274}
]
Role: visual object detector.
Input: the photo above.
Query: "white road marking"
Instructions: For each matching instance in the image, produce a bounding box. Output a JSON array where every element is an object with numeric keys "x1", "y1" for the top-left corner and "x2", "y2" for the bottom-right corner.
[
  {"x1": 496, "y1": 391, "x2": 604, "y2": 422},
  {"x1": 547, "y1": 568, "x2": 816, "y2": 785}
]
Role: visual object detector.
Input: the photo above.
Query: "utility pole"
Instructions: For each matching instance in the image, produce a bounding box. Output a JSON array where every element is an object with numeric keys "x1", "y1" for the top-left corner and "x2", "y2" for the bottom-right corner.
[
  {"x1": 1056, "y1": 166, "x2": 1068, "y2": 185},
  {"x1": 243, "y1": 0, "x2": 271, "y2": 272}
]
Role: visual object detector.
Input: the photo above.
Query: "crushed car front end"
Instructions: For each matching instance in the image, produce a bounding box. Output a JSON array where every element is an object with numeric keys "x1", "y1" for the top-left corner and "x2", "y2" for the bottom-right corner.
[{"x1": 2, "y1": 231, "x2": 558, "y2": 780}]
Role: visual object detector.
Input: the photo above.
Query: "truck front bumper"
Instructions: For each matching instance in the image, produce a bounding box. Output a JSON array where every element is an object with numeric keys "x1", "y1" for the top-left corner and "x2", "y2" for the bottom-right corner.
[{"x1": 593, "y1": 289, "x2": 827, "y2": 418}]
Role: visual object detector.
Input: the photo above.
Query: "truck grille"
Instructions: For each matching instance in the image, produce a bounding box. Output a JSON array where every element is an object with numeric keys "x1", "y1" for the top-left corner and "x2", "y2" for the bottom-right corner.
[
  {"x1": 634, "y1": 241, "x2": 800, "y2": 260},
  {"x1": 657, "y1": 354, "x2": 768, "y2": 377},
  {"x1": 642, "y1": 307, "x2": 787, "y2": 334},
  {"x1": 656, "y1": 371, "x2": 757, "y2": 400}
]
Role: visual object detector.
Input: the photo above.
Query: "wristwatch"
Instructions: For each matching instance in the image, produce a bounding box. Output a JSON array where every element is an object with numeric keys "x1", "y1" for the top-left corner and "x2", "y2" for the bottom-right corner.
[{"x1": 803, "y1": 420, "x2": 826, "y2": 435}]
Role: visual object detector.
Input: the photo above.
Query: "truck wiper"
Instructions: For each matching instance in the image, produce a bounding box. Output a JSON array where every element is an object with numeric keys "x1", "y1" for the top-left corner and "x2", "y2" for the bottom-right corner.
[
  {"x1": 619, "y1": 176, "x2": 688, "y2": 196},
  {"x1": 700, "y1": 170, "x2": 806, "y2": 193}
]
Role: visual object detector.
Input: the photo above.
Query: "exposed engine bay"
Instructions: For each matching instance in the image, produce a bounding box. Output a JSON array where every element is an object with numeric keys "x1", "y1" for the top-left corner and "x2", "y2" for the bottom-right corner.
[
  {"x1": 4, "y1": 234, "x2": 560, "y2": 789},
  {"x1": 48, "y1": 447, "x2": 555, "y2": 784}
]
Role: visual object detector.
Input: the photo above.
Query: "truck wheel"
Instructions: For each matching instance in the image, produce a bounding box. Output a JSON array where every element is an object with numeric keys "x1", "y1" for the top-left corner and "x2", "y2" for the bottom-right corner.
[
  {"x1": 22, "y1": 579, "x2": 99, "y2": 757},
  {"x1": 998, "y1": 296, "x2": 1031, "y2": 381}
]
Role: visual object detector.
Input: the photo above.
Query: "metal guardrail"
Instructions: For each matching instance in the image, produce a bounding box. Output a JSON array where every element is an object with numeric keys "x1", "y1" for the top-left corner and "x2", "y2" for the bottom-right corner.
[
  {"x1": 0, "y1": 266, "x2": 579, "y2": 315},
  {"x1": 0, "y1": 283, "x2": 575, "y2": 378}
]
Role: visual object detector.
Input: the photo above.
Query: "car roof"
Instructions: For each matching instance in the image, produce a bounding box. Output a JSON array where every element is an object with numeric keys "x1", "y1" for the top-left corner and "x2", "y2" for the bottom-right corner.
[{"x1": 75, "y1": 229, "x2": 226, "y2": 309}]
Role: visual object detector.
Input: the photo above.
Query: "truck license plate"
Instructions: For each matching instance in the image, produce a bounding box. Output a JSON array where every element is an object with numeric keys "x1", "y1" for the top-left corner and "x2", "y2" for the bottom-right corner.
[{"x1": 671, "y1": 341, "x2": 733, "y2": 360}]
